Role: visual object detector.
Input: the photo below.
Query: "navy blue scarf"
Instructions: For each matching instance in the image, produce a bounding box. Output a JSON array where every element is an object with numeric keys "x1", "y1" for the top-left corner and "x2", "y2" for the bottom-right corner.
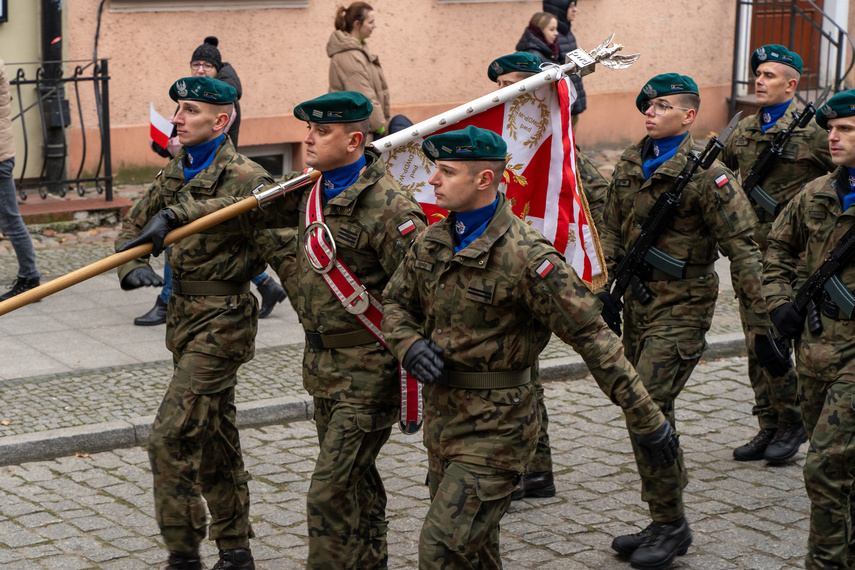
[
  {"x1": 323, "y1": 155, "x2": 367, "y2": 201},
  {"x1": 451, "y1": 196, "x2": 500, "y2": 253},
  {"x1": 643, "y1": 133, "x2": 688, "y2": 180},
  {"x1": 183, "y1": 134, "x2": 224, "y2": 181},
  {"x1": 843, "y1": 167, "x2": 855, "y2": 211},
  {"x1": 760, "y1": 99, "x2": 791, "y2": 133}
]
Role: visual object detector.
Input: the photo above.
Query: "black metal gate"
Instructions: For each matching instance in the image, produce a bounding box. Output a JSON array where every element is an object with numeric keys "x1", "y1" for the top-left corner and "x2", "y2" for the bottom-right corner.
[{"x1": 9, "y1": 58, "x2": 112, "y2": 201}]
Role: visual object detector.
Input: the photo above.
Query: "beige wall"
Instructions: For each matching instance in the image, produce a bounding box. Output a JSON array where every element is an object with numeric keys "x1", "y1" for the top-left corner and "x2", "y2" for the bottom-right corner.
[{"x1": 7, "y1": 0, "x2": 846, "y2": 174}]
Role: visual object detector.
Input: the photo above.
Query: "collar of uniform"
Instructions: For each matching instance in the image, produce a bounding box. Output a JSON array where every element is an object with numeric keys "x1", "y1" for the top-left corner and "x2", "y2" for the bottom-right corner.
[
  {"x1": 324, "y1": 146, "x2": 385, "y2": 212},
  {"x1": 453, "y1": 193, "x2": 514, "y2": 261},
  {"x1": 166, "y1": 137, "x2": 233, "y2": 188},
  {"x1": 815, "y1": 166, "x2": 845, "y2": 211},
  {"x1": 634, "y1": 133, "x2": 694, "y2": 180},
  {"x1": 747, "y1": 98, "x2": 799, "y2": 135}
]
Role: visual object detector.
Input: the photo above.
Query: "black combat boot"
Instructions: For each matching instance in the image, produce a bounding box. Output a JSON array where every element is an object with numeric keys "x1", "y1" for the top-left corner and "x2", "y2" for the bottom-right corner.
[
  {"x1": 763, "y1": 422, "x2": 808, "y2": 462},
  {"x1": 733, "y1": 427, "x2": 777, "y2": 461},
  {"x1": 134, "y1": 296, "x2": 167, "y2": 326},
  {"x1": 0, "y1": 276, "x2": 40, "y2": 302},
  {"x1": 212, "y1": 547, "x2": 255, "y2": 570},
  {"x1": 164, "y1": 554, "x2": 203, "y2": 570},
  {"x1": 612, "y1": 520, "x2": 657, "y2": 557},
  {"x1": 256, "y1": 276, "x2": 286, "y2": 319},
  {"x1": 511, "y1": 471, "x2": 556, "y2": 500},
  {"x1": 628, "y1": 517, "x2": 692, "y2": 570}
]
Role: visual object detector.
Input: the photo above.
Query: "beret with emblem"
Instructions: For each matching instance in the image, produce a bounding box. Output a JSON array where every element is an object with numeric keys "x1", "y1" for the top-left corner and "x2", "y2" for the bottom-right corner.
[
  {"x1": 169, "y1": 76, "x2": 236, "y2": 105},
  {"x1": 294, "y1": 91, "x2": 373, "y2": 123},
  {"x1": 422, "y1": 125, "x2": 507, "y2": 162},
  {"x1": 750, "y1": 44, "x2": 803, "y2": 75},
  {"x1": 816, "y1": 89, "x2": 855, "y2": 130},
  {"x1": 635, "y1": 73, "x2": 699, "y2": 112},
  {"x1": 487, "y1": 52, "x2": 542, "y2": 83}
]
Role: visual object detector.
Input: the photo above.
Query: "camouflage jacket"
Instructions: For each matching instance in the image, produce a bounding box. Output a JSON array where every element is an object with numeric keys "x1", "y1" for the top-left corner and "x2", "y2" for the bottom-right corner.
[
  {"x1": 720, "y1": 99, "x2": 832, "y2": 228},
  {"x1": 116, "y1": 137, "x2": 273, "y2": 362},
  {"x1": 167, "y1": 147, "x2": 427, "y2": 404},
  {"x1": 576, "y1": 146, "x2": 607, "y2": 230},
  {"x1": 599, "y1": 133, "x2": 768, "y2": 332},
  {"x1": 764, "y1": 167, "x2": 855, "y2": 377},
  {"x1": 382, "y1": 194, "x2": 667, "y2": 472}
]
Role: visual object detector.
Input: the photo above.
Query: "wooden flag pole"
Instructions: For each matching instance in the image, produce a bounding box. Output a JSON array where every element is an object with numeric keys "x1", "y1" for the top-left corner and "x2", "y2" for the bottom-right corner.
[{"x1": 0, "y1": 170, "x2": 320, "y2": 317}]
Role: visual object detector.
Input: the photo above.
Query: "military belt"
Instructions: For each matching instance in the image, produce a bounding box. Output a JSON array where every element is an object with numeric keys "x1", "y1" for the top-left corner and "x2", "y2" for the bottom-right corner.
[
  {"x1": 172, "y1": 279, "x2": 250, "y2": 296},
  {"x1": 445, "y1": 367, "x2": 531, "y2": 390},
  {"x1": 643, "y1": 262, "x2": 715, "y2": 282},
  {"x1": 305, "y1": 329, "x2": 378, "y2": 349}
]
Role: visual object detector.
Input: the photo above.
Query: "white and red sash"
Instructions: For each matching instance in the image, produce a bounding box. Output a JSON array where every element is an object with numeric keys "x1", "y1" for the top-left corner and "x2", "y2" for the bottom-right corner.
[{"x1": 304, "y1": 177, "x2": 422, "y2": 434}]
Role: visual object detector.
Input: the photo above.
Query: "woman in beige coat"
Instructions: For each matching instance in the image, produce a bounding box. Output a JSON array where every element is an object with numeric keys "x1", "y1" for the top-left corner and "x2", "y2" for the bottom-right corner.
[{"x1": 327, "y1": 3, "x2": 391, "y2": 137}]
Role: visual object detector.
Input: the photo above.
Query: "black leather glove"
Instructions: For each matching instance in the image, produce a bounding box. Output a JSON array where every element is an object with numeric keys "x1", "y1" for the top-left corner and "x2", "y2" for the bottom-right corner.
[
  {"x1": 754, "y1": 334, "x2": 792, "y2": 377},
  {"x1": 402, "y1": 339, "x2": 446, "y2": 385},
  {"x1": 595, "y1": 292, "x2": 622, "y2": 336},
  {"x1": 117, "y1": 209, "x2": 179, "y2": 257},
  {"x1": 770, "y1": 302, "x2": 804, "y2": 340},
  {"x1": 120, "y1": 266, "x2": 165, "y2": 291},
  {"x1": 633, "y1": 420, "x2": 680, "y2": 469}
]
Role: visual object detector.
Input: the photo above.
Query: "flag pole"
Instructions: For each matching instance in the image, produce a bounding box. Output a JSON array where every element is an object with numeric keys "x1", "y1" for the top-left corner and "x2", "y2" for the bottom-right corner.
[{"x1": 370, "y1": 35, "x2": 636, "y2": 152}]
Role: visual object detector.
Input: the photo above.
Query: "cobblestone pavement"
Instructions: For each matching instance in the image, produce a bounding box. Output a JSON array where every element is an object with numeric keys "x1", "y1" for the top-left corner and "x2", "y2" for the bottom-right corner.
[{"x1": 0, "y1": 358, "x2": 808, "y2": 570}]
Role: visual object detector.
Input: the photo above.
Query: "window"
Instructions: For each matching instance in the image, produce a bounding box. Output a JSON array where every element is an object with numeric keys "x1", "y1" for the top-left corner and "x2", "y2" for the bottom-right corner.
[{"x1": 110, "y1": 0, "x2": 308, "y2": 13}]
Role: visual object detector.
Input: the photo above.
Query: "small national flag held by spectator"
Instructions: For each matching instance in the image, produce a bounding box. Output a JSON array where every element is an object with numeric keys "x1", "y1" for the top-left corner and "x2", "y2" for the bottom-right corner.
[{"x1": 150, "y1": 103, "x2": 173, "y2": 150}]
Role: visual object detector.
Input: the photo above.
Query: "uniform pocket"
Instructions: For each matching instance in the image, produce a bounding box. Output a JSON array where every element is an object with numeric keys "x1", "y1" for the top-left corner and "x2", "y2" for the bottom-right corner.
[
  {"x1": 676, "y1": 337, "x2": 706, "y2": 361},
  {"x1": 474, "y1": 473, "x2": 517, "y2": 501},
  {"x1": 190, "y1": 366, "x2": 238, "y2": 395}
]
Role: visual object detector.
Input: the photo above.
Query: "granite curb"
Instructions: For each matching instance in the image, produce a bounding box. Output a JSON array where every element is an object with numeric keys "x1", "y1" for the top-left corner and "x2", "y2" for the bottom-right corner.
[{"x1": 0, "y1": 333, "x2": 749, "y2": 466}]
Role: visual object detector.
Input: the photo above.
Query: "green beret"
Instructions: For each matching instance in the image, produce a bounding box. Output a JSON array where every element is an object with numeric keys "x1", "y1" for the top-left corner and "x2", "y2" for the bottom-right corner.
[
  {"x1": 635, "y1": 73, "x2": 699, "y2": 112},
  {"x1": 750, "y1": 44, "x2": 803, "y2": 75},
  {"x1": 422, "y1": 126, "x2": 507, "y2": 162},
  {"x1": 487, "y1": 52, "x2": 542, "y2": 83},
  {"x1": 816, "y1": 89, "x2": 855, "y2": 129},
  {"x1": 294, "y1": 91, "x2": 373, "y2": 123},
  {"x1": 169, "y1": 76, "x2": 236, "y2": 105}
]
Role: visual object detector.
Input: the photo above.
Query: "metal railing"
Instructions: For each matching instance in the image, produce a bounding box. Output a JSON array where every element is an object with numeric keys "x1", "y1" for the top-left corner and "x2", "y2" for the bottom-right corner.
[
  {"x1": 9, "y1": 58, "x2": 112, "y2": 201},
  {"x1": 731, "y1": 0, "x2": 855, "y2": 115}
]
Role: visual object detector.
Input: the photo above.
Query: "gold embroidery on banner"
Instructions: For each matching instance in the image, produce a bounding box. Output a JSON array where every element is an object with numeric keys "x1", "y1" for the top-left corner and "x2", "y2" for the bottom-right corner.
[{"x1": 506, "y1": 91, "x2": 549, "y2": 149}]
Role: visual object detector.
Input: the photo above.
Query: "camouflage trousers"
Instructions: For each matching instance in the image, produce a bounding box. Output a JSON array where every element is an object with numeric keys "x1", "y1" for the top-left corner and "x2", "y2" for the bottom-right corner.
[
  {"x1": 529, "y1": 359, "x2": 553, "y2": 473},
  {"x1": 624, "y1": 323, "x2": 699, "y2": 523},
  {"x1": 421, "y1": 454, "x2": 519, "y2": 569},
  {"x1": 147, "y1": 352, "x2": 253, "y2": 557},
  {"x1": 738, "y1": 304, "x2": 801, "y2": 428},
  {"x1": 799, "y1": 372, "x2": 855, "y2": 569},
  {"x1": 307, "y1": 397, "x2": 398, "y2": 570}
]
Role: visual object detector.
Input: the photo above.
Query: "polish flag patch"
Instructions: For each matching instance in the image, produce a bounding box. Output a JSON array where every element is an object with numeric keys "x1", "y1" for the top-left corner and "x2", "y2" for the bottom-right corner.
[
  {"x1": 398, "y1": 219, "x2": 417, "y2": 236},
  {"x1": 714, "y1": 174, "x2": 729, "y2": 187},
  {"x1": 536, "y1": 259, "x2": 555, "y2": 278}
]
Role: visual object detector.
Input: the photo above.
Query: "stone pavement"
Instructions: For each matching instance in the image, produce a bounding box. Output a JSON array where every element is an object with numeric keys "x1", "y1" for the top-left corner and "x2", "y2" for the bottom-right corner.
[{"x1": 0, "y1": 359, "x2": 808, "y2": 569}]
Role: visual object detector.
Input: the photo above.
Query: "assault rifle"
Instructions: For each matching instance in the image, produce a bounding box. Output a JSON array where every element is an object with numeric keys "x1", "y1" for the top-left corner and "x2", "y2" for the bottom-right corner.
[
  {"x1": 744, "y1": 85, "x2": 831, "y2": 217},
  {"x1": 769, "y1": 221, "x2": 855, "y2": 365},
  {"x1": 606, "y1": 112, "x2": 742, "y2": 334}
]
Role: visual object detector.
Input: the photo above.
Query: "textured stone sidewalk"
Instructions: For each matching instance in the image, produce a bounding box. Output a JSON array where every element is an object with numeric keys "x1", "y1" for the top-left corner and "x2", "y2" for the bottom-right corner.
[{"x1": 0, "y1": 357, "x2": 807, "y2": 569}]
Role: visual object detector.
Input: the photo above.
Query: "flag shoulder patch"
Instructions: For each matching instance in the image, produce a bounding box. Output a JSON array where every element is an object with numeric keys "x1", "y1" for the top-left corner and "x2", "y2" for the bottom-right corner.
[
  {"x1": 535, "y1": 258, "x2": 556, "y2": 278},
  {"x1": 397, "y1": 219, "x2": 417, "y2": 236},
  {"x1": 714, "y1": 173, "x2": 729, "y2": 188}
]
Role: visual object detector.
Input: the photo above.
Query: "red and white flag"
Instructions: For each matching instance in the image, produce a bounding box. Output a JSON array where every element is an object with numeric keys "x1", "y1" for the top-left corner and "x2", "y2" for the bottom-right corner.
[
  {"x1": 382, "y1": 76, "x2": 603, "y2": 286},
  {"x1": 149, "y1": 103, "x2": 173, "y2": 149}
]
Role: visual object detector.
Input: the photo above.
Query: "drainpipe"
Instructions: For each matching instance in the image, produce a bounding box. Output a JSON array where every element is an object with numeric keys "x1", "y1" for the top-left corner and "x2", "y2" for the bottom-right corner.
[{"x1": 41, "y1": 0, "x2": 69, "y2": 195}]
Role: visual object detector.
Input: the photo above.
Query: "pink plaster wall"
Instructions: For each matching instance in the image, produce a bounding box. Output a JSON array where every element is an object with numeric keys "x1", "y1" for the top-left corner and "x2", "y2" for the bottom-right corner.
[{"x1": 64, "y1": 0, "x2": 740, "y2": 171}]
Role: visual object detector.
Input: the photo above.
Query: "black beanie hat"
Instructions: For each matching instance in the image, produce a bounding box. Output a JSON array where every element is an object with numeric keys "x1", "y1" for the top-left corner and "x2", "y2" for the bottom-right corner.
[{"x1": 191, "y1": 36, "x2": 222, "y2": 71}]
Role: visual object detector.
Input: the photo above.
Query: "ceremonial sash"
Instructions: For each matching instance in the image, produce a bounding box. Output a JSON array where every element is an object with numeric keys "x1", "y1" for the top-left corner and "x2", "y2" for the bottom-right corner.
[{"x1": 304, "y1": 177, "x2": 422, "y2": 434}]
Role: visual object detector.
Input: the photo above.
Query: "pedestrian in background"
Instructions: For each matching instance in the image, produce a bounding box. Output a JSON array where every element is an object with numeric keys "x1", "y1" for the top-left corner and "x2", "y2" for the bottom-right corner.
[
  {"x1": 515, "y1": 12, "x2": 561, "y2": 67},
  {"x1": 542, "y1": 0, "x2": 586, "y2": 127},
  {"x1": 0, "y1": 56, "x2": 41, "y2": 302},
  {"x1": 327, "y1": 2, "x2": 391, "y2": 139}
]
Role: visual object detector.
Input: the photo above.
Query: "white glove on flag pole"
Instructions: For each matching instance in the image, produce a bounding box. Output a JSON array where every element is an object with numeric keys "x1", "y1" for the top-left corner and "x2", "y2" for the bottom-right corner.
[{"x1": 371, "y1": 41, "x2": 636, "y2": 289}]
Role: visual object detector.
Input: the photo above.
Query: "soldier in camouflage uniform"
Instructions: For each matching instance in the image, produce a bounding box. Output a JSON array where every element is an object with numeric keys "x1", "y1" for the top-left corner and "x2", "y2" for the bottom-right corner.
[
  {"x1": 129, "y1": 91, "x2": 427, "y2": 569},
  {"x1": 598, "y1": 74, "x2": 779, "y2": 570},
  {"x1": 720, "y1": 44, "x2": 833, "y2": 463},
  {"x1": 764, "y1": 89, "x2": 855, "y2": 569},
  {"x1": 382, "y1": 126, "x2": 680, "y2": 569},
  {"x1": 488, "y1": 52, "x2": 608, "y2": 501},
  {"x1": 116, "y1": 77, "x2": 269, "y2": 570}
]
